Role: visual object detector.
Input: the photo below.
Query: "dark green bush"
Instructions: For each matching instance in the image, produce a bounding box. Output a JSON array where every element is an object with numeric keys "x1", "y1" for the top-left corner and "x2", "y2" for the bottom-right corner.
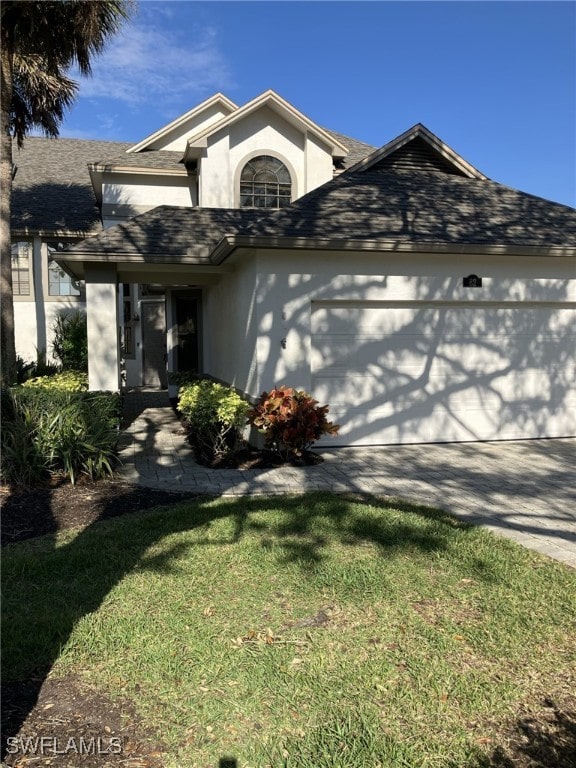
[
  {"x1": 1, "y1": 387, "x2": 121, "y2": 488},
  {"x1": 51, "y1": 310, "x2": 88, "y2": 372},
  {"x1": 15, "y1": 351, "x2": 59, "y2": 384}
]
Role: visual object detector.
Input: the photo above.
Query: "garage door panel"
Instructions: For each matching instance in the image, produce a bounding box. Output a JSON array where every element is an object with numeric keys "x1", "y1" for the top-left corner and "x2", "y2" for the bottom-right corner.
[{"x1": 312, "y1": 304, "x2": 576, "y2": 445}]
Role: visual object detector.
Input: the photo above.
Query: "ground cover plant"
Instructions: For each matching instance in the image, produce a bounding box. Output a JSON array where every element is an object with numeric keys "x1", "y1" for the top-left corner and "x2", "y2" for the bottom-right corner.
[
  {"x1": 0, "y1": 384, "x2": 120, "y2": 487},
  {"x1": 2, "y1": 493, "x2": 575, "y2": 768}
]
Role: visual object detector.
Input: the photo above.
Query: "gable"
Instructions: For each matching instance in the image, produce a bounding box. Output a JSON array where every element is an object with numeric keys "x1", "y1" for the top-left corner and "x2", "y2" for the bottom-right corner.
[
  {"x1": 369, "y1": 136, "x2": 469, "y2": 176},
  {"x1": 353, "y1": 123, "x2": 487, "y2": 180},
  {"x1": 183, "y1": 90, "x2": 349, "y2": 162},
  {"x1": 128, "y1": 94, "x2": 238, "y2": 153}
]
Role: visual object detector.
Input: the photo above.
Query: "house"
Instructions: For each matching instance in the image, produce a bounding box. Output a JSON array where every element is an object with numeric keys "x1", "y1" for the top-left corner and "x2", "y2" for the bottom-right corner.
[{"x1": 12, "y1": 90, "x2": 576, "y2": 445}]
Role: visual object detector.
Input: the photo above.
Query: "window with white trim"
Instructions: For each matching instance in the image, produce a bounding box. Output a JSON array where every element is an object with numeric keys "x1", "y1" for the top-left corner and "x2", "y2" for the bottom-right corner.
[
  {"x1": 240, "y1": 155, "x2": 292, "y2": 208},
  {"x1": 11, "y1": 241, "x2": 32, "y2": 295},
  {"x1": 47, "y1": 241, "x2": 81, "y2": 296}
]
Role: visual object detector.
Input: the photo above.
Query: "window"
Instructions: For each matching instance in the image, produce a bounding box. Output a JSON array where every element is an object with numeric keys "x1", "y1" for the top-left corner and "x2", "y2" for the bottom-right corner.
[
  {"x1": 11, "y1": 241, "x2": 32, "y2": 295},
  {"x1": 240, "y1": 155, "x2": 292, "y2": 208},
  {"x1": 47, "y1": 241, "x2": 81, "y2": 296},
  {"x1": 122, "y1": 284, "x2": 135, "y2": 358}
]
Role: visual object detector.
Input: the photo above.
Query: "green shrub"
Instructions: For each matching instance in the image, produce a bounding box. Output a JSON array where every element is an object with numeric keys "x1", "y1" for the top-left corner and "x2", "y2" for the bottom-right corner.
[
  {"x1": 177, "y1": 380, "x2": 250, "y2": 465},
  {"x1": 1, "y1": 389, "x2": 49, "y2": 487},
  {"x1": 51, "y1": 310, "x2": 88, "y2": 371},
  {"x1": 167, "y1": 371, "x2": 200, "y2": 386},
  {"x1": 247, "y1": 384, "x2": 339, "y2": 461},
  {"x1": 15, "y1": 351, "x2": 60, "y2": 384},
  {"x1": 1, "y1": 388, "x2": 121, "y2": 487},
  {"x1": 22, "y1": 370, "x2": 88, "y2": 392}
]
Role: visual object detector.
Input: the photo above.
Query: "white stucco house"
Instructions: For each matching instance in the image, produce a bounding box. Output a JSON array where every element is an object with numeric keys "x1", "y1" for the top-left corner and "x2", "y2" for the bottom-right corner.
[{"x1": 12, "y1": 90, "x2": 576, "y2": 445}]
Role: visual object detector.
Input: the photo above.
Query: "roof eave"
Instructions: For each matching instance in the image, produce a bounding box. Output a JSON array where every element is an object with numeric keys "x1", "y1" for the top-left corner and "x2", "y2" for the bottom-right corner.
[
  {"x1": 184, "y1": 90, "x2": 349, "y2": 159},
  {"x1": 211, "y1": 235, "x2": 576, "y2": 264},
  {"x1": 127, "y1": 93, "x2": 238, "y2": 153},
  {"x1": 88, "y1": 164, "x2": 190, "y2": 177}
]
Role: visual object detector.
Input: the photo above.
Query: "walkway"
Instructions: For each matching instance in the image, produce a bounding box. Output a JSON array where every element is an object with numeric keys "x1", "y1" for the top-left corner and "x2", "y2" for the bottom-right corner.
[{"x1": 117, "y1": 389, "x2": 576, "y2": 569}]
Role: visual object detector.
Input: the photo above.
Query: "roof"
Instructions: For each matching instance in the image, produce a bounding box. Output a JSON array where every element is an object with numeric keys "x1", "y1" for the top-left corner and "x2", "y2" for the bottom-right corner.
[
  {"x1": 11, "y1": 137, "x2": 131, "y2": 235},
  {"x1": 64, "y1": 207, "x2": 263, "y2": 261},
  {"x1": 11, "y1": 126, "x2": 374, "y2": 234},
  {"x1": 182, "y1": 90, "x2": 350, "y2": 163},
  {"x1": 223, "y1": 163, "x2": 576, "y2": 253},
  {"x1": 64, "y1": 159, "x2": 576, "y2": 269},
  {"x1": 349, "y1": 123, "x2": 488, "y2": 179},
  {"x1": 127, "y1": 93, "x2": 238, "y2": 154}
]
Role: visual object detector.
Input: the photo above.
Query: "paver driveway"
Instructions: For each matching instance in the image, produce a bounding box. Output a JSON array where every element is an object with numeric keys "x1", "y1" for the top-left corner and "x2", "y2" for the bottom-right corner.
[{"x1": 118, "y1": 390, "x2": 576, "y2": 568}]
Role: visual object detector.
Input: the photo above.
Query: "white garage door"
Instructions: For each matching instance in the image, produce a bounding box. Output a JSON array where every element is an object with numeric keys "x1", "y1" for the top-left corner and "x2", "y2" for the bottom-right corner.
[{"x1": 311, "y1": 302, "x2": 576, "y2": 446}]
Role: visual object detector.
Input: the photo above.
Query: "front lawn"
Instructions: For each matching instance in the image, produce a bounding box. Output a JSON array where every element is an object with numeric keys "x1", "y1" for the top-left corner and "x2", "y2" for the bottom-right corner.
[{"x1": 2, "y1": 493, "x2": 575, "y2": 767}]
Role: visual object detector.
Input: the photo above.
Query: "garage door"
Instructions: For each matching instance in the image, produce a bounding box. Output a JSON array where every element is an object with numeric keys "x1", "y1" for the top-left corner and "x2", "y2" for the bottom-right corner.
[{"x1": 311, "y1": 302, "x2": 576, "y2": 445}]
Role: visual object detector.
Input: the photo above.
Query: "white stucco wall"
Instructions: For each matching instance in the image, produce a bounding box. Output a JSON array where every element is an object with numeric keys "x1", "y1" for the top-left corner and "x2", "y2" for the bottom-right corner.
[
  {"x1": 14, "y1": 300, "x2": 86, "y2": 364},
  {"x1": 209, "y1": 248, "x2": 572, "y2": 445},
  {"x1": 102, "y1": 173, "x2": 197, "y2": 213},
  {"x1": 13, "y1": 236, "x2": 86, "y2": 365},
  {"x1": 147, "y1": 102, "x2": 234, "y2": 152},
  {"x1": 199, "y1": 106, "x2": 334, "y2": 208},
  {"x1": 85, "y1": 264, "x2": 121, "y2": 392},
  {"x1": 202, "y1": 254, "x2": 259, "y2": 397}
]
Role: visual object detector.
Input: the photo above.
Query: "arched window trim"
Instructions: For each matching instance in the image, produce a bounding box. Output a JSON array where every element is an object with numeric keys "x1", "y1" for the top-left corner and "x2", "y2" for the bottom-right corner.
[{"x1": 237, "y1": 153, "x2": 294, "y2": 209}]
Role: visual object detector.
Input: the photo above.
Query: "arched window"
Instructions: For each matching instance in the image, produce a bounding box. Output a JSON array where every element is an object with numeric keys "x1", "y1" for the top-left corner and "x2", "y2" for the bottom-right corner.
[{"x1": 240, "y1": 155, "x2": 292, "y2": 208}]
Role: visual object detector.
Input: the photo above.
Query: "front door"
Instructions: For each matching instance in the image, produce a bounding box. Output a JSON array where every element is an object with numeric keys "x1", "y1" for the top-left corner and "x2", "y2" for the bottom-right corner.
[
  {"x1": 175, "y1": 297, "x2": 200, "y2": 372},
  {"x1": 141, "y1": 300, "x2": 167, "y2": 387}
]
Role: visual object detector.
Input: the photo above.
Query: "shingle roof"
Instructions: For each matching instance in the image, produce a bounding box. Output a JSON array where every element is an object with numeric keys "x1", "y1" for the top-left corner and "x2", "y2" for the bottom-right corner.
[
  {"x1": 66, "y1": 163, "x2": 576, "y2": 265},
  {"x1": 323, "y1": 128, "x2": 376, "y2": 169},
  {"x1": 237, "y1": 166, "x2": 576, "y2": 249},
  {"x1": 67, "y1": 207, "x2": 263, "y2": 259},
  {"x1": 89, "y1": 149, "x2": 185, "y2": 171},
  {"x1": 11, "y1": 129, "x2": 375, "y2": 234},
  {"x1": 11, "y1": 137, "x2": 131, "y2": 234}
]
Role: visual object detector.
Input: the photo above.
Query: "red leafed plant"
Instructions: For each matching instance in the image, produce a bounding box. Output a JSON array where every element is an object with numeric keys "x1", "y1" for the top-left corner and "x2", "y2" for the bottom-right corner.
[{"x1": 247, "y1": 385, "x2": 339, "y2": 461}]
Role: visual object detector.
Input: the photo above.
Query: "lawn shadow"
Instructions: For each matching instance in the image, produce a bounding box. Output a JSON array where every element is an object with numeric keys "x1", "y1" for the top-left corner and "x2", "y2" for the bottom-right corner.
[
  {"x1": 471, "y1": 697, "x2": 576, "y2": 768},
  {"x1": 0, "y1": 490, "x2": 479, "y2": 759}
]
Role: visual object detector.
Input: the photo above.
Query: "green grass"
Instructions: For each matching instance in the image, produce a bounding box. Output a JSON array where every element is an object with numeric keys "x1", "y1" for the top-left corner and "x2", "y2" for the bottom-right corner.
[{"x1": 2, "y1": 493, "x2": 575, "y2": 767}]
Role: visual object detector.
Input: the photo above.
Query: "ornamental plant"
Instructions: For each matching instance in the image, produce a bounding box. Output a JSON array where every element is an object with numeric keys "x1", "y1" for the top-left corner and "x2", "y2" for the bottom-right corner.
[
  {"x1": 1, "y1": 388, "x2": 120, "y2": 487},
  {"x1": 21, "y1": 370, "x2": 88, "y2": 392},
  {"x1": 247, "y1": 385, "x2": 339, "y2": 461},
  {"x1": 177, "y1": 379, "x2": 250, "y2": 464}
]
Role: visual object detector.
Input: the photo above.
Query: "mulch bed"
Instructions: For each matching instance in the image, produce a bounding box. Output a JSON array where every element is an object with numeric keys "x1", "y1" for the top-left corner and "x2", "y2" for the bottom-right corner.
[{"x1": 0, "y1": 478, "x2": 201, "y2": 547}]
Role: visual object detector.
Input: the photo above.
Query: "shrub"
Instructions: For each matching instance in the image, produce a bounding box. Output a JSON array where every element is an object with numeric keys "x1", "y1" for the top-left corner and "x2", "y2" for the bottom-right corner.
[
  {"x1": 177, "y1": 380, "x2": 250, "y2": 465},
  {"x1": 247, "y1": 385, "x2": 339, "y2": 461},
  {"x1": 0, "y1": 398, "x2": 48, "y2": 488},
  {"x1": 15, "y1": 351, "x2": 60, "y2": 384},
  {"x1": 22, "y1": 370, "x2": 88, "y2": 392},
  {"x1": 51, "y1": 310, "x2": 88, "y2": 371},
  {"x1": 1, "y1": 388, "x2": 121, "y2": 487}
]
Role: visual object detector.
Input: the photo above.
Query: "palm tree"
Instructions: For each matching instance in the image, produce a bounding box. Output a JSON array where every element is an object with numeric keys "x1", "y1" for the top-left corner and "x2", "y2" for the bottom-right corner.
[{"x1": 1, "y1": 0, "x2": 132, "y2": 385}]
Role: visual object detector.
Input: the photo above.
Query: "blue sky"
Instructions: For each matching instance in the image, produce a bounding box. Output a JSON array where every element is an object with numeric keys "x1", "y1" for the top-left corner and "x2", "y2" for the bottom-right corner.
[{"x1": 62, "y1": 1, "x2": 576, "y2": 206}]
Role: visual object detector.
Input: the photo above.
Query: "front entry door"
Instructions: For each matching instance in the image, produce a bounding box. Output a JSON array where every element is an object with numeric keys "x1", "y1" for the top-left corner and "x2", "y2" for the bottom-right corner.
[
  {"x1": 142, "y1": 300, "x2": 167, "y2": 387},
  {"x1": 175, "y1": 297, "x2": 200, "y2": 372}
]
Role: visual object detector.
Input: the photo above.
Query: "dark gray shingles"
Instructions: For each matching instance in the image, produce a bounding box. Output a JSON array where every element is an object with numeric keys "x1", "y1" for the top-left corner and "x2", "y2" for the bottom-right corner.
[
  {"x1": 89, "y1": 149, "x2": 185, "y2": 171},
  {"x1": 323, "y1": 128, "x2": 376, "y2": 168},
  {"x1": 238, "y1": 168, "x2": 576, "y2": 248},
  {"x1": 11, "y1": 137, "x2": 131, "y2": 233},
  {"x1": 68, "y1": 166, "x2": 576, "y2": 264},
  {"x1": 11, "y1": 128, "x2": 374, "y2": 234},
  {"x1": 68, "y1": 207, "x2": 263, "y2": 258}
]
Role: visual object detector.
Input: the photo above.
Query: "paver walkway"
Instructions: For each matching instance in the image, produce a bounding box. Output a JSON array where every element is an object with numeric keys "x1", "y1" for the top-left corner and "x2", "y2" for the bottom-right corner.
[{"x1": 117, "y1": 388, "x2": 576, "y2": 568}]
